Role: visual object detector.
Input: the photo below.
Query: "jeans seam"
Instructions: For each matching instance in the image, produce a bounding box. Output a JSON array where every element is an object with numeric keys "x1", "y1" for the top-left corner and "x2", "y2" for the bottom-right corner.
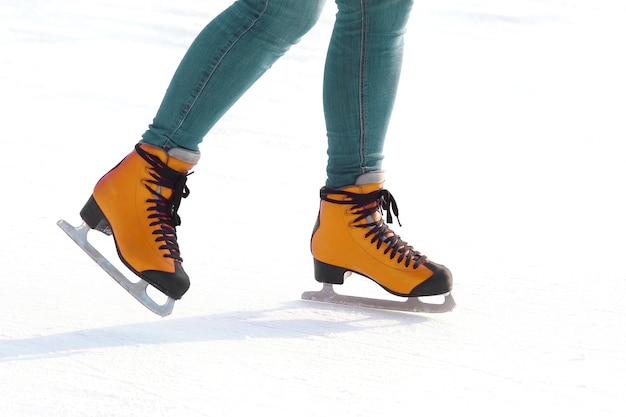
[
  {"x1": 169, "y1": 0, "x2": 271, "y2": 141},
  {"x1": 358, "y1": 0, "x2": 368, "y2": 175}
]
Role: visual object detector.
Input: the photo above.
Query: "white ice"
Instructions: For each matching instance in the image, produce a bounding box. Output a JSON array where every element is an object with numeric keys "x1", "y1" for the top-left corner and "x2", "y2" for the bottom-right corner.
[{"x1": 1, "y1": 0, "x2": 625, "y2": 416}]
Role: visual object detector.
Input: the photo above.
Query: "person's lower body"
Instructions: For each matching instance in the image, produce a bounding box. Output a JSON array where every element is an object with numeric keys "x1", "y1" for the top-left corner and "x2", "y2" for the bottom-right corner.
[{"x1": 81, "y1": 0, "x2": 452, "y2": 301}]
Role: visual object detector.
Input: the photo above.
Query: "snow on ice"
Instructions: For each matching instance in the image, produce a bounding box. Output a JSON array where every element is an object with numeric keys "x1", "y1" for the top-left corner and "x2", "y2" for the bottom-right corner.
[{"x1": 1, "y1": 0, "x2": 625, "y2": 416}]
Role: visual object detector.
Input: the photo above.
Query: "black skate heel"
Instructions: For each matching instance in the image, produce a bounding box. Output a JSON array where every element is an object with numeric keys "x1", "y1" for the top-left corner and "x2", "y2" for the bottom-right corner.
[
  {"x1": 314, "y1": 259, "x2": 351, "y2": 285},
  {"x1": 80, "y1": 195, "x2": 113, "y2": 236}
]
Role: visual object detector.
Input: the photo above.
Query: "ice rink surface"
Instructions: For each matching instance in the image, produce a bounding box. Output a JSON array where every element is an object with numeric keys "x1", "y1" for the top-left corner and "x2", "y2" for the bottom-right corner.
[{"x1": 1, "y1": 1, "x2": 625, "y2": 416}]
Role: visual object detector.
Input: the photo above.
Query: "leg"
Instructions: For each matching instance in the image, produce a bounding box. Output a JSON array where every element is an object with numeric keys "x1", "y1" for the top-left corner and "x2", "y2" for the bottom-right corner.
[
  {"x1": 143, "y1": 0, "x2": 326, "y2": 151},
  {"x1": 324, "y1": 0, "x2": 412, "y2": 187}
]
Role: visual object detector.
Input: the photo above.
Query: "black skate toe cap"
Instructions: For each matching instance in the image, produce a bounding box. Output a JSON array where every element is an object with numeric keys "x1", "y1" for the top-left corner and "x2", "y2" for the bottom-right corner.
[
  {"x1": 141, "y1": 263, "x2": 190, "y2": 299},
  {"x1": 409, "y1": 261, "x2": 453, "y2": 297}
]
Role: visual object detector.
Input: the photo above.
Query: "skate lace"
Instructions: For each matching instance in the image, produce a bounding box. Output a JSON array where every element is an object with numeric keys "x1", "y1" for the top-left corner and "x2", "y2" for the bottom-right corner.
[
  {"x1": 136, "y1": 144, "x2": 191, "y2": 262},
  {"x1": 320, "y1": 186, "x2": 426, "y2": 269}
]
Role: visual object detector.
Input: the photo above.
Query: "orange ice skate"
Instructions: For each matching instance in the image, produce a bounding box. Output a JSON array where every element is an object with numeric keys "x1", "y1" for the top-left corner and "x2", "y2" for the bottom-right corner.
[
  {"x1": 304, "y1": 172, "x2": 454, "y2": 312},
  {"x1": 78, "y1": 142, "x2": 200, "y2": 301}
]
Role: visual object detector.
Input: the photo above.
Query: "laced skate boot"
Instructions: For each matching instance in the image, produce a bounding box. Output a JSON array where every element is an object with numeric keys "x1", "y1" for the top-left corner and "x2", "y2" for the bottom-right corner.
[
  {"x1": 311, "y1": 172, "x2": 452, "y2": 297},
  {"x1": 79, "y1": 143, "x2": 200, "y2": 299}
]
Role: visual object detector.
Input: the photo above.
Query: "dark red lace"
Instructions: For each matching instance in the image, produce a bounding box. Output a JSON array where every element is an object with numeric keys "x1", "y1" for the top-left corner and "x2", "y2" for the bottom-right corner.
[
  {"x1": 320, "y1": 186, "x2": 426, "y2": 269},
  {"x1": 136, "y1": 144, "x2": 191, "y2": 262}
]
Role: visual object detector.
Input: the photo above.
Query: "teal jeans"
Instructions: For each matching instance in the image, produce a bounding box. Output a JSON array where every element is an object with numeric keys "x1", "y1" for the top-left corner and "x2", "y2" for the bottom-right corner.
[{"x1": 142, "y1": 0, "x2": 413, "y2": 188}]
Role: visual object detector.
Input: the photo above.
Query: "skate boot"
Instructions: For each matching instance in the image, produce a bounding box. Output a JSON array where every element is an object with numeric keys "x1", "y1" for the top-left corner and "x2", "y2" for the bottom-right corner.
[
  {"x1": 79, "y1": 143, "x2": 200, "y2": 299},
  {"x1": 310, "y1": 172, "x2": 452, "y2": 298}
]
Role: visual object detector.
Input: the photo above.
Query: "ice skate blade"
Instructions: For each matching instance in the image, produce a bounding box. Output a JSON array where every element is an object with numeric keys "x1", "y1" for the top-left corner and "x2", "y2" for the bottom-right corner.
[
  {"x1": 301, "y1": 283, "x2": 455, "y2": 313},
  {"x1": 57, "y1": 219, "x2": 175, "y2": 317}
]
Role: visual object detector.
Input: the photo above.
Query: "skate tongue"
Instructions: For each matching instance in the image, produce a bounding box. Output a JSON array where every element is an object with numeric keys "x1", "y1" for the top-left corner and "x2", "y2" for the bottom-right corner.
[
  {"x1": 167, "y1": 147, "x2": 201, "y2": 172},
  {"x1": 137, "y1": 143, "x2": 200, "y2": 173},
  {"x1": 355, "y1": 171, "x2": 385, "y2": 186}
]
